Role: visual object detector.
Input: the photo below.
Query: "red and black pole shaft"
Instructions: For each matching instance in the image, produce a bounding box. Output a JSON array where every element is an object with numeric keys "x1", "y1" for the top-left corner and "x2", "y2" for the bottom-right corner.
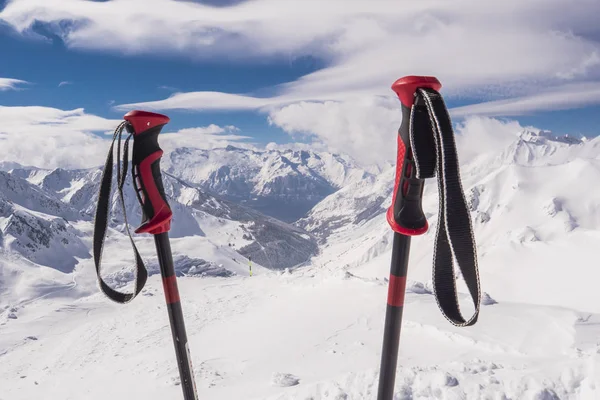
[
  {"x1": 124, "y1": 110, "x2": 199, "y2": 400},
  {"x1": 377, "y1": 76, "x2": 442, "y2": 400}
]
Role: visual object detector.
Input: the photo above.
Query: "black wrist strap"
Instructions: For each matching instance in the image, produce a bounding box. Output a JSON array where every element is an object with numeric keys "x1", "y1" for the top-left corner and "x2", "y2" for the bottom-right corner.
[
  {"x1": 410, "y1": 87, "x2": 481, "y2": 327},
  {"x1": 93, "y1": 122, "x2": 148, "y2": 304}
]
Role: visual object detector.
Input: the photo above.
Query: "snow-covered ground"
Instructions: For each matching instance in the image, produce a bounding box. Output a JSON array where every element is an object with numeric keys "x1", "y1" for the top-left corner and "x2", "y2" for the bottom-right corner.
[
  {"x1": 2, "y1": 128, "x2": 600, "y2": 399},
  {"x1": 2, "y1": 240, "x2": 599, "y2": 399}
]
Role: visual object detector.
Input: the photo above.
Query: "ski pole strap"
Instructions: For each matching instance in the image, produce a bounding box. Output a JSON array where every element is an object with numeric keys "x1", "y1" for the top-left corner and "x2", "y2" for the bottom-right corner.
[
  {"x1": 93, "y1": 121, "x2": 148, "y2": 304},
  {"x1": 410, "y1": 87, "x2": 481, "y2": 327}
]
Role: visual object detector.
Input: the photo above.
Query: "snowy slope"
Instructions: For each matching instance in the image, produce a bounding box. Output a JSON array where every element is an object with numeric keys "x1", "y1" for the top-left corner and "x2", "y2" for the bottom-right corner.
[
  {"x1": 1, "y1": 255, "x2": 598, "y2": 399},
  {"x1": 0, "y1": 203, "x2": 89, "y2": 272},
  {"x1": 0, "y1": 171, "x2": 83, "y2": 221},
  {"x1": 9, "y1": 164, "x2": 320, "y2": 267},
  {"x1": 0, "y1": 163, "x2": 318, "y2": 306},
  {"x1": 166, "y1": 172, "x2": 319, "y2": 269},
  {"x1": 294, "y1": 129, "x2": 600, "y2": 321},
  {"x1": 10, "y1": 164, "x2": 318, "y2": 266},
  {"x1": 164, "y1": 145, "x2": 372, "y2": 222},
  {"x1": 299, "y1": 130, "x2": 598, "y2": 259},
  {"x1": 0, "y1": 172, "x2": 90, "y2": 289},
  {"x1": 10, "y1": 166, "x2": 201, "y2": 238}
]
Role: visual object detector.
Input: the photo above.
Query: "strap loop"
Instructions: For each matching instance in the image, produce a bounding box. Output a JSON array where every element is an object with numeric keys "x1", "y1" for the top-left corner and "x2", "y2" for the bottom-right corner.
[
  {"x1": 93, "y1": 122, "x2": 148, "y2": 304},
  {"x1": 410, "y1": 88, "x2": 481, "y2": 327}
]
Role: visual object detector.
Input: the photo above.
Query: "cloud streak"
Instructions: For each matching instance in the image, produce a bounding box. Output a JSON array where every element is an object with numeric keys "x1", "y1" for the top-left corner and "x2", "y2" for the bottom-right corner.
[
  {"x1": 159, "y1": 124, "x2": 253, "y2": 152},
  {"x1": 450, "y1": 82, "x2": 600, "y2": 117},
  {"x1": 114, "y1": 87, "x2": 375, "y2": 113},
  {"x1": 0, "y1": 77, "x2": 29, "y2": 91}
]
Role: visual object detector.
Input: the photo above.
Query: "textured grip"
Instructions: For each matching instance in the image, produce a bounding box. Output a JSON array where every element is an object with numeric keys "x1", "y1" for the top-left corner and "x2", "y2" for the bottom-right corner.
[
  {"x1": 386, "y1": 76, "x2": 441, "y2": 236},
  {"x1": 124, "y1": 110, "x2": 172, "y2": 235}
]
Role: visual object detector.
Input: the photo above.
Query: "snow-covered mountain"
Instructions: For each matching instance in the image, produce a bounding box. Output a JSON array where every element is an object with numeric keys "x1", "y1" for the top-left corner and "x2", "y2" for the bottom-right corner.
[
  {"x1": 0, "y1": 162, "x2": 319, "y2": 301},
  {"x1": 0, "y1": 171, "x2": 84, "y2": 222},
  {"x1": 163, "y1": 145, "x2": 373, "y2": 222},
  {"x1": 0, "y1": 172, "x2": 89, "y2": 271},
  {"x1": 300, "y1": 129, "x2": 593, "y2": 241},
  {"x1": 3, "y1": 129, "x2": 594, "y2": 301},
  {"x1": 0, "y1": 145, "x2": 372, "y2": 288},
  {"x1": 11, "y1": 166, "x2": 205, "y2": 239},
  {"x1": 165, "y1": 172, "x2": 319, "y2": 269},
  {"x1": 298, "y1": 129, "x2": 600, "y2": 309}
]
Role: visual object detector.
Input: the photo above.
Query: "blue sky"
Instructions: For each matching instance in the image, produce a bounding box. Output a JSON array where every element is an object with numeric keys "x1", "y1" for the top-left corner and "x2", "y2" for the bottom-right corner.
[
  {"x1": 0, "y1": 16, "x2": 323, "y2": 142},
  {"x1": 1, "y1": 0, "x2": 600, "y2": 168}
]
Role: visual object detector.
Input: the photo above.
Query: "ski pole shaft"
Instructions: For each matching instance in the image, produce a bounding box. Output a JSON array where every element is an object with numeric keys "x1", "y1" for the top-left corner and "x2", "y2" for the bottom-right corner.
[
  {"x1": 155, "y1": 232, "x2": 198, "y2": 399},
  {"x1": 377, "y1": 76, "x2": 442, "y2": 400},
  {"x1": 124, "y1": 110, "x2": 199, "y2": 400},
  {"x1": 377, "y1": 233, "x2": 410, "y2": 399}
]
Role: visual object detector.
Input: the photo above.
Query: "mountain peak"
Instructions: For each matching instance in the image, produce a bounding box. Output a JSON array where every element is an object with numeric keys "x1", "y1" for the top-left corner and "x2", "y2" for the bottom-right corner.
[
  {"x1": 163, "y1": 145, "x2": 372, "y2": 222},
  {"x1": 488, "y1": 128, "x2": 589, "y2": 168},
  {"x1": 518, "y1": 129, "x2": 583, "y2": 146}
]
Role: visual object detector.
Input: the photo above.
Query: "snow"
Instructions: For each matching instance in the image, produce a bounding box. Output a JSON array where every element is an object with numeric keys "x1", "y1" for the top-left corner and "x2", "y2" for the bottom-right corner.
[
  {"x1": 2, "y1": 261, "x2": 598, "y2": 399},
  {"x1": 2, "y1": 130, "x2": 600, "y2": 399},
  {"x1": 271, "y1": 373, "x2": 301, "y2": 387}
]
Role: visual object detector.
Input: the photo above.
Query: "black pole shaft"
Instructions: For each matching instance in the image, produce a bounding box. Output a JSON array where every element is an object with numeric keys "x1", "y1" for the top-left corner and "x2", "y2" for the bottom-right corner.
[
  {"x1": 377, "y1": 232, "x2": 412, "y2": 400},
  {"x1": 154, "y1": 232, "x2": 199, "y2": 400}
]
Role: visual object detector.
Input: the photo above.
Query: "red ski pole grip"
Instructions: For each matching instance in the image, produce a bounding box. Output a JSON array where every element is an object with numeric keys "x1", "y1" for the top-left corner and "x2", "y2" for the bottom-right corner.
[
  {"x1": 391, "y1": 76, "x2": 442, "y2": 108},
  {"x1": 386, "y1": 76, "x2": 441, "y2": 236},
  {"x1": 124, "y1": 110, "x2": 173, "y2": 235}
]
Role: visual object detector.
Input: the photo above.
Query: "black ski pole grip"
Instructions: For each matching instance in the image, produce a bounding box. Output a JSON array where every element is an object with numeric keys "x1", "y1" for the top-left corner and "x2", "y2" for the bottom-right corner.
[
  {"x1": 124, "y1": 110, "x2": 173, "y2": 235},
  {"x1": 386, "y1": 76, "x2": 441, "y2": 236}
]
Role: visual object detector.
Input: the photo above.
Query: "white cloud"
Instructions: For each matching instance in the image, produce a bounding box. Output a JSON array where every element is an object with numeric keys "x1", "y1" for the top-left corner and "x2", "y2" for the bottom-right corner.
[
  {"x1": 264, "y1": 141, "x2": 329, "y2": 153},
  {"x1": 450, "y1": 82, "x2": 600, "y2": 117},
  {"x1": 175, "y1": 124, "x2": 240, "y2": 135},
  {"x1": 0, "y1": 106, "x2": 121, "y2": 169},
  {"x1": 119, "y1": 90, "x2": 276, "y2": 112},
  {"x1": 0, "y1": 77, "x2": 29, "y2": 91},
  {"x1": 158, "y1": 85, "x2": 180, "y2": 92},
  {"x1": 452, "y1": 117, "x2": 526, "y2": 165},
  {"x1": 267, "y1": 97, "x2": 400, "y2": 166},
  {"x1": 159, "y1": 124, "x2": 252, "y2": 152},
  {"x1": 0, "y1": 106, "x2": 253, "y2": 169},
  {"x1": 113, "y1": 87, "x2": 376, "y2": 113},
  {"x1": 58, "y1": 81, "x2": 73, "y2": 87}
]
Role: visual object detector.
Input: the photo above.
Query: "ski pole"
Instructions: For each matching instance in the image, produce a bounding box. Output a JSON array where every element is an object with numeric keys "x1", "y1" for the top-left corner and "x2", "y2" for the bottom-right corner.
[
  {"x1": 125, "y1": 110, "x2": 199, "y2": 400},
  {"x1": 377, "y1": 76, "x2": 481, "y2": 399},
  {"x1": 249, "y1": 256, "x2": 253, "y2": 277},
  {"x1": 93, "y1": 110, "x2": 198, "y2": 400}
]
